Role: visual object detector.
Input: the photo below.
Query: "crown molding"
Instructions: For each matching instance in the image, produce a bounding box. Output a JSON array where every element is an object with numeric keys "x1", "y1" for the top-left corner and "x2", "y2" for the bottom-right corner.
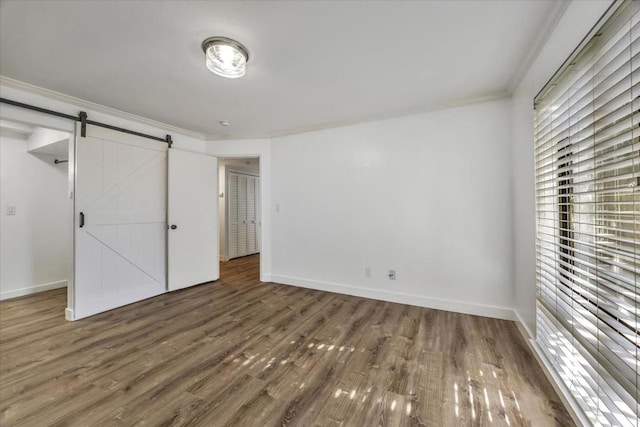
[
  {"x1": 205, "y1": 92, "x2": 511, "y2": 141},
  {"x1": 0, "y1": 76, "x2": 206, "y2": 140},
  {"x1": 507, "y1": 0, "x2": 571, "y2": 93},
  {"x1": 1, "y1": 76, "x2": 509, "y2": 144}
]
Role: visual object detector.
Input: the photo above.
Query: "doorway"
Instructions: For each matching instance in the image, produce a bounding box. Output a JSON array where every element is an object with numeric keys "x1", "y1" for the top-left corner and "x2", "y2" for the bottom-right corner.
[
  {"x1": 0, "y1": 119, "x2": 72, "y2": 310},
  {"x1": 218, "y1": 157, "x2": 261, "y2": 283}
]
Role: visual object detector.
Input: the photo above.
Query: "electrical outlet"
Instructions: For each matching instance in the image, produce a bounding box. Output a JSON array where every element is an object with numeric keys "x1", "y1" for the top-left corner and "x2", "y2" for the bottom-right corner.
[
  {"x1": 365, "y1": 267, "x2": 371, "y2": 278},
  {"x1": 6, "y1": 206, "x2": 16, "y2": 216},
  {"x1": 388, "y1": 270, "x2": 396, "y2": 280}
]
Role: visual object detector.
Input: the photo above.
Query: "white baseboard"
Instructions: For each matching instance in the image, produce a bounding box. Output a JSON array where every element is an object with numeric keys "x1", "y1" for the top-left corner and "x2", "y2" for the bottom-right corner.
[
  {"x1": 0, "y1": 280, "x2": 67, "y2": 300},
  {"x1": 261, "y1": 273, "x2": 272, "y2": 283},
  {"x1": 514, "y1": 309, "x2": 534, "y2": 339},
  {"x1": 270, "y1": 274, "x2": 516, "y2": 321},
  {"x1": 65, "y1": 307, "x2": 75, "y2": 321}
]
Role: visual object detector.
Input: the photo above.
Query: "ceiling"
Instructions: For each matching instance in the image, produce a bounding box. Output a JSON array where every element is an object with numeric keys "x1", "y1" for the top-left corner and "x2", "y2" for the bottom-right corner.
[
  {"x1": 0, "y1": 1, "x2": 565, "y2": 139},
  {"x1": 221, "y1": 157, "x2": 260, "y2": 173}
]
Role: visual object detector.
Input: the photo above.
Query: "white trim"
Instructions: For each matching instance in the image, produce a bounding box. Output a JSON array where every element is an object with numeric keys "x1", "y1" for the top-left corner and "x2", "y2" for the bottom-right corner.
[
  {"x1": 0, "y1": 280, "x2": 67, "y2": 300},
  {"x1": 506, "y1": 0, "x2": 571, "y2": 93},
  {"x1": 514, "y1": 309, "x2": 534, "y2": 339},
  {"x1": 0, "y1": 76, "x2": 205, "y2": 140},
  {"x1": 206, "y1": 93, "x2": 511, "y2": 140},
  {"x1": 270, "y1": 274, "x2": 516, "y2": 321},
  {"x1": 65, "y1": 307, "x2": 75, "y2": 321}
]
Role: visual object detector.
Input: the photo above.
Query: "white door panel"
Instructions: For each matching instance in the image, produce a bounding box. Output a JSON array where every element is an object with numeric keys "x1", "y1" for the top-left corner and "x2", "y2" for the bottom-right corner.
[
  {"x1": 247, "y1": 176, "x2": 257, "y2": 253},
  {"x1": 238, "y1": 174, "x2": 248, "y2": 255},
  {"x1": 228, "y1": 173, "x2": 239, "y2": 258},
  {"x1": 226, "y1": 172, "x2": 260, "y2": 259},
  {"x1": 168, "y1": 149, "x2": 218, "y2": 291},
  {"x1": 74, "y1": 124, "x2": 167, "y2": 320}
]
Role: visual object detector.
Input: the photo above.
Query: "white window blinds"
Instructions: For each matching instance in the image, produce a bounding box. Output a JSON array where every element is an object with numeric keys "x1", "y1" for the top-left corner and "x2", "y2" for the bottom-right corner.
[{"x1": 534, "y1": 1, "x2": 639, "y2": 425}]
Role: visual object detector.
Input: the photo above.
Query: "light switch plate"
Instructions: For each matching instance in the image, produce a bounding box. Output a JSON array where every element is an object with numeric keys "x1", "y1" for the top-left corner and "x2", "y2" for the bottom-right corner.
[{"x1": 6, "y1": 206, "x2": 16, "y2": 215}]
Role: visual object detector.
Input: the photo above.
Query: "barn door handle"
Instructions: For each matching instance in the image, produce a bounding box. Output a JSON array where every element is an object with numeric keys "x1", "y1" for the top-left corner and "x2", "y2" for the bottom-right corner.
[{"x1": 79, "y1": 212, "x2": 85, "y2": 228}]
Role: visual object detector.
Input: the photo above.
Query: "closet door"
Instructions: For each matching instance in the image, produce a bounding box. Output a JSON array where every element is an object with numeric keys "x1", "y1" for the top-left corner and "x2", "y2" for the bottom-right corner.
[
  {"x1": 237, "y1": 174, "x2": 248, "y2": 256},
  {"x1": 227, "y1": 171, "x2": 261, "y2": 260},
  {"x1": 246, "y1": 176, "x2": 257, "y2": 254},
  {"x1": 228, "y1": 173, "x2": 239, "y2": 259}
]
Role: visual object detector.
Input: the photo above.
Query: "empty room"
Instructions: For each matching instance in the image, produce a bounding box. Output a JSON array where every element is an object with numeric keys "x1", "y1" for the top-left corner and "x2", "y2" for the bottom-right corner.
[{"x1": 0, "y1": 1, "x2": 638, "y2": 426}]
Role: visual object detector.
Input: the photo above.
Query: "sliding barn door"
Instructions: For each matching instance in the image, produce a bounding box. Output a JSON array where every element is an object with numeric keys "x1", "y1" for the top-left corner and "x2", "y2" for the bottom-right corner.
[
  {"x1": 73, "y1": 124, "x2": 167, "y2": 319},
  {"x1": 167, "y1": 149, "x2": 218, "y2": 291}
]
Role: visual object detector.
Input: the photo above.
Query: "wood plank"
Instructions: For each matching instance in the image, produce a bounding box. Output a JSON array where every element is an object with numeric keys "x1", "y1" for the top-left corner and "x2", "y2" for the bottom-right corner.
[{"x1": 0, "y1": 254, "x2": 574, "y2": 426}]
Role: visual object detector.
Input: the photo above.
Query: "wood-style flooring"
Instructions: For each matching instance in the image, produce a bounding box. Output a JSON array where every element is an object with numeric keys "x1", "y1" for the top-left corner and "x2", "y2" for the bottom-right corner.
[{"x1": 0, "y1": 255, "x2": 573, "y2": 426}]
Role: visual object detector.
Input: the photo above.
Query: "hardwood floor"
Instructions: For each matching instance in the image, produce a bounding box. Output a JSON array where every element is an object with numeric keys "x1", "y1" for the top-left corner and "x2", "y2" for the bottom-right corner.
[{"x1": 0, "y1": 255, "x2": 572, "y2": 426}]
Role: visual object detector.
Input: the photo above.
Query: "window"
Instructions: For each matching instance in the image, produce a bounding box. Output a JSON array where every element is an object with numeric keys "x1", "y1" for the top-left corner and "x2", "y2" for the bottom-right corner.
[{"x1": 534, "y1": 1, "x2": 639, "y2": 425}]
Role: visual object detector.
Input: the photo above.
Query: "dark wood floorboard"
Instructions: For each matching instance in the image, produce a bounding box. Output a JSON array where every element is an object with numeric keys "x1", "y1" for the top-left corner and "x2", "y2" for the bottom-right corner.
[{"x1": 0, "y1": 254, "x2": 573, "y2": 426}]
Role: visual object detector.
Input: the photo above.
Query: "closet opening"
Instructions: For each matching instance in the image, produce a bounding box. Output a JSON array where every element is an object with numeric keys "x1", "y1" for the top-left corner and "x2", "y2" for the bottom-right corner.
[
  {"x1": 0, "y1": 119, "x2": 73, "y2": 313},
  {"x1": 217, "y1": 157, "x2": 261, "y2": 284}
]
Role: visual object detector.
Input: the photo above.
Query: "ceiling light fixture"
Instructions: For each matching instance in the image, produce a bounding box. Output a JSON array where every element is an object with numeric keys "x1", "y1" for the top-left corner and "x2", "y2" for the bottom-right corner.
[
  {"x1": 201, "y1": 37, "x2": 249, "y2": 79},
  {"x1": 219, "y1": 120, "x2": 230, "y2": 126}
]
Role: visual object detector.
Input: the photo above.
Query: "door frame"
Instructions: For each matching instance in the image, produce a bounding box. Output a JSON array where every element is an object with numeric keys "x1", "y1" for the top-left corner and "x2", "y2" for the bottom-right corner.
[{"x1": 217, "y1": 155, "x2": 265, "y2": 279}]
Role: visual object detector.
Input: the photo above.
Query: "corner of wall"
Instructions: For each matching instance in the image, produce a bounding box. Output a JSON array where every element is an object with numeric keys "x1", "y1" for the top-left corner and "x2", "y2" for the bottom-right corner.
[{"x1": 507, "y1": 0, "x2": 614, "y2": 344}]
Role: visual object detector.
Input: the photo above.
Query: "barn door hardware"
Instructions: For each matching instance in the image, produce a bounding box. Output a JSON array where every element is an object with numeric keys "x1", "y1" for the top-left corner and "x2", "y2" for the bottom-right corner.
[{"x1": 0, "y1": 98, "x2": 173, "y2": 145}]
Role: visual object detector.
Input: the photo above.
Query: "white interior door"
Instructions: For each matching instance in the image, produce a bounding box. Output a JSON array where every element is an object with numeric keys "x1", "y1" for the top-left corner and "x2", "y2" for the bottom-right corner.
[
  {"x1": 168, "y1": 149, "x2": 218, "y2": 291},
  {"x1": 237, "y1": 174, "x2": 248, "y2": 255},
  {"x1": 227, "y1": 171, "x2": 261, "y2": 260},
  {"x1": 247, "y1": 176, "x2": 257, "y2": 253},
  {"x1": 73, "y1": 124, "x2": 167, "y2": 320}
]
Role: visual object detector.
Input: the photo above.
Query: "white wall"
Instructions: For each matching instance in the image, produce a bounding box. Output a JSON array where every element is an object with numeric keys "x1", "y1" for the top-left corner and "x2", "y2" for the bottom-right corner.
[
  {"x1": 269, "y1": 99, "x2": 515, "y2": 319},
  {"x1": 27, "y1": 127, "x2": 69, "y2": 152},
  {"x1": 511, "y1": 0, "x2": 612, "y2": 336},
  {"x1": 207, "y1": 139, "x2": 271, "y2": 281},
  {"x1": 0, "y1": 132, "x2": 70, "y2": 299}
]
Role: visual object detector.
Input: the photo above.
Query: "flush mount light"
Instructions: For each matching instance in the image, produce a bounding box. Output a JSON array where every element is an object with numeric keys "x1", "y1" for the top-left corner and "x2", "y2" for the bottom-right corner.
[
  {"x1": 202, "y1": 37, "x2": 249, "y2": 79},
  {"x1": 219, "y1": 120, "x2": 230, "y2": 126}
]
